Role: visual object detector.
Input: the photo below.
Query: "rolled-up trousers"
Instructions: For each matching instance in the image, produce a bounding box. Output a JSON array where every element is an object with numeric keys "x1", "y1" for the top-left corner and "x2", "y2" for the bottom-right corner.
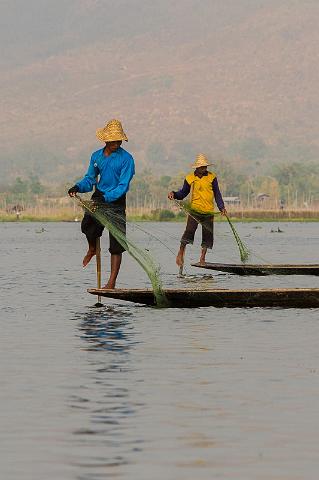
[
  {"x1": 81, "y1": 189, "x2": 126, "y2": 255},
  {"x1": 181, "y1": 214, "x2": 214, "y2": 249}
]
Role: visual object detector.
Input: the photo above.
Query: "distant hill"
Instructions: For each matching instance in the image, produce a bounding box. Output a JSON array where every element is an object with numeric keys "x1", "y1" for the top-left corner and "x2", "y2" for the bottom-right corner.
[{"x1": 1, "y1": 0, "x2": 319, "y2": 183}]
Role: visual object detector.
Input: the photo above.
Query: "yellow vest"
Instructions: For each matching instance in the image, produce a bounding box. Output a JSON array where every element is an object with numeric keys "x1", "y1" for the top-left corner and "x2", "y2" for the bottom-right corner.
[{"x1": 186, "y1": 171, "x2": 216, "y2": 213}]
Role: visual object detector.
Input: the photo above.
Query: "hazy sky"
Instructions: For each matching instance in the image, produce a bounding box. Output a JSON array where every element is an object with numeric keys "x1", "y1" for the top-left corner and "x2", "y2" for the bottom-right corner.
[{"x1": 0, "y1": 0, "x2": 272, "y2": 67}]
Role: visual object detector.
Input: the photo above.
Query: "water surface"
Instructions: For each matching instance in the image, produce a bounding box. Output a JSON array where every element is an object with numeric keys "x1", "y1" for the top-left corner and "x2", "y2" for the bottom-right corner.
[{"x1": 1, "y1": 221, "x2": 319, "y2": 480}]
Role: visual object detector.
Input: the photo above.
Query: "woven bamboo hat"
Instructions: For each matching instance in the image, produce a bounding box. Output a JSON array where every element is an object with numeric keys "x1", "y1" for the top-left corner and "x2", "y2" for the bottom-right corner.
[
  {"x1": 96, "y1": 119, "x2": 128, "y2": 143},
  {"x1": 191, "y1": 153, "x2": 211, "y2": 169}
]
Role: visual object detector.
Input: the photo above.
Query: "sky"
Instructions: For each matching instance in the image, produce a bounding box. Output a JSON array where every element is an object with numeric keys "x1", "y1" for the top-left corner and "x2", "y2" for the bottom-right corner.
[{"x1": 0, "y1": 0, "x2": 271, "y2": 67}]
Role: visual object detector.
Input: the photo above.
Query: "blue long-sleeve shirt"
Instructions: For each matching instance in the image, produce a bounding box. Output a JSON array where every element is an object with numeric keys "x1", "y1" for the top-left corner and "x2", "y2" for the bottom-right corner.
[
  {"x1": 174, "y1": 176, "x2": 225, "y2": 211},
  {"x1": 76, "y1": 147, "x2": 135, "y2": 203}
]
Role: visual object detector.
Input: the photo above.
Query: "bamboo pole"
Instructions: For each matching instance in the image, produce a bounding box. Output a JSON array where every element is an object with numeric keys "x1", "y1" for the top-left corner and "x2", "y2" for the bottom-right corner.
[{"x1": 95, "y1": 237, "x2": 103, "y2": 307}]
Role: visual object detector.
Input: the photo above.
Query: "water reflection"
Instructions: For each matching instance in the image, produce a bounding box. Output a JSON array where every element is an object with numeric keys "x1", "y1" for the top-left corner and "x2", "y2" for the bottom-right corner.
[
  {"x1": 69, "y1": 306, "x2": 144, "y2": 479},
  {"x1": 77, "y1": 306, "x2": 134, "y2": 352}
]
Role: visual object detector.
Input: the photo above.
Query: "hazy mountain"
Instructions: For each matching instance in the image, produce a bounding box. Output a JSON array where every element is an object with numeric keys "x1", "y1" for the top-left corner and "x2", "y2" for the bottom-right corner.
[{"x1": 1, "y1": 0, "x2": 319, "y2": 183}]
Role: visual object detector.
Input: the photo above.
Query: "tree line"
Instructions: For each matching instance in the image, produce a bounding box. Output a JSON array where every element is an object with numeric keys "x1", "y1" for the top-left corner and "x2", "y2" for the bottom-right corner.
[{"x1": 1, "y1": 160, "x2": 318, "y2": 211}]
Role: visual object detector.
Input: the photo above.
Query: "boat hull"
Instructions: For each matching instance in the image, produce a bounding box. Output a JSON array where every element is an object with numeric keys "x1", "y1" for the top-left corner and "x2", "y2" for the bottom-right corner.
[
  {"x1": 192, "y1": 262, "x2": 319, "y2": 276},
  {"x1": 88, "y1": 288, "x2": 319, "y2": 308}
]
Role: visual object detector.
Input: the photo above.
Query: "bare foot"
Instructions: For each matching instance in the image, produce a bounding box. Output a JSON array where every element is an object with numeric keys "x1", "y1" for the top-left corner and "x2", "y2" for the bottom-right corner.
[
  {"x1": 82, "y1": 248, "x2": 96, "y2": 267},
  {"x1": 176, "y1": 253, "x2": 184, "y2": 267},
  {"x1": 102, "y1": 281, "x2": 116, "y2": 289},
  {"x1": 199, "y1": 247, "x2": 207, "y2": 265}
]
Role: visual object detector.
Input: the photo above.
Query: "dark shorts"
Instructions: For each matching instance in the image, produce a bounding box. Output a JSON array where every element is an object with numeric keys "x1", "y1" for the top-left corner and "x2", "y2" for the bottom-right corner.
[
  {"x1": 181, "y1": 214, "x2": 214, "y2": 249},
  {"x1": 81, "y1": 190, "x2": 126, "y2": 255}
]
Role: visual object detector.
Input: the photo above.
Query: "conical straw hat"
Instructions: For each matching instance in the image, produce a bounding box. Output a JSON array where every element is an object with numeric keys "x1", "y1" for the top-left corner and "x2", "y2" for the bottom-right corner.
[
  {"x1": 191, "y1": 153, "x2": 211, "y2": 169},
  {"x1": 96, "y1": 119, "x2": 128, "y2": 142}
]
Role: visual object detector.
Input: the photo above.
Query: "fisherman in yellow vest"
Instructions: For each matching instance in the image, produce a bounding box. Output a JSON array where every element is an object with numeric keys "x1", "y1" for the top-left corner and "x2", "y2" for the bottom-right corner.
[{"x1": 168, "y1": 153, "x2": 227, "y2": 268}]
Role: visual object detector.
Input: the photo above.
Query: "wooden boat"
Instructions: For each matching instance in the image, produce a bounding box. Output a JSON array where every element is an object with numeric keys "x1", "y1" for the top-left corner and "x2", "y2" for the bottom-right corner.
[
  {"x1": 192, "y1": 262, "x2": 319, "y2": 276},
  {"x1": 88, "y1": 287, "x2": 319, "y2": 308}
]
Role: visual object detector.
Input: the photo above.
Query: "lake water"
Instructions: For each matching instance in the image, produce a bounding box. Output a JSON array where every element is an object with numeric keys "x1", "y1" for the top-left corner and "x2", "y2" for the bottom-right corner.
[{"x1": 1, "y1": 221, "x2": 319, "y2": 480}]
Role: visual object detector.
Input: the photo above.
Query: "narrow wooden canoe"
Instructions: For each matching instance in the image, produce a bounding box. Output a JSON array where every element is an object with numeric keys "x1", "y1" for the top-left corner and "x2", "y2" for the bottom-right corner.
[
  {"x1": 88, "y1": 287, "x2": 319, "y2": 308},
  {"x1": 192, "y1": 262, "x2": 319, "y2": 276}
]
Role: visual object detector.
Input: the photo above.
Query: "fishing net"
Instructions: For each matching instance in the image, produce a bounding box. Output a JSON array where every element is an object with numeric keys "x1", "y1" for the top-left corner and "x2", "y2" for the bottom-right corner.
[
  {"x1": 174, "y1": 200, "x2": 250, "y2": 262},
  {"x1": 225, "y1": 216, "x2": 249, "y2": 262},
  {"x1": 74, "y1": 192, "x2": 250, "y2": 306},
  {"x1": 76, "y1": 196, "x2": 169, "y2": 307}
]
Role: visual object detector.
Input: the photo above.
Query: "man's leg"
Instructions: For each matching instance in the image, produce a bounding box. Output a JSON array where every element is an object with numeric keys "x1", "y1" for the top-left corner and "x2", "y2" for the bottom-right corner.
[
  {"x1": 199, "y1": 246, "x2": 208, "y2": 264},
  {"x1": 200, "y1": 216, "x2": 214, "y2": 264},
  {"x1": 82, "y1": 240, "x2": 97, "y2": 267},
  {"x1": 81, "y1": 212, "x2": 104, "y2": 267},
  {"x1": 176, "y1": 244, "x2": 186, "y2": 267},
  {"x1": 103, "y1": 205, "x2": 126, "y2": 289},
  {"x1": 177, "y1": 215, "x2": 199, "y2": 267},
  {"x1": 104, "y1": 253, "x2": 122, "y2": 289}
]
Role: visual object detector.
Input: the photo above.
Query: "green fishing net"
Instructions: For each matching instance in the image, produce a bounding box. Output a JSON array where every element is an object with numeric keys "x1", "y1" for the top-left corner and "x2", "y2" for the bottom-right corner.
[
  {"x1": 74, "y1": 194, "x2": 249, "y2": 306},
  {"x1": 174, "y1": 200, "x2": 250, "y2": 262},
  {"x1": 77, "y1": 197, "x2": 169, "y2": 307}
]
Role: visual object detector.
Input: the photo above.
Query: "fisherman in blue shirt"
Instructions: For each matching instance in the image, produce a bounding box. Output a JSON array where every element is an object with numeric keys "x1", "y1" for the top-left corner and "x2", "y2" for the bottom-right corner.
[{"x1": 68, "y1": 119, "x2": 135, "y2": 288}]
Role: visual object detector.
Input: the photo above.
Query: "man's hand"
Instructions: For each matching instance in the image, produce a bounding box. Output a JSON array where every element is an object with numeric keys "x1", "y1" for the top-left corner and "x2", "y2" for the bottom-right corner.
[
  {"x1": 68, "y1": 185, "x2": 79, "y2": 197},
  {"x1": 220, "y1": 208, "x2": 227, "y2": 216},
  {"x1": 168, "y1": 191, "x2": 175, "y2": 200}
]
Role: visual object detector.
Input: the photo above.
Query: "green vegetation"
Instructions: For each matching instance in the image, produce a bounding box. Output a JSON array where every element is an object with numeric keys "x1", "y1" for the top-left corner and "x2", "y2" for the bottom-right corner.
[{"x1": 0, "y1": 160, "x2": 318, "y2": 222}]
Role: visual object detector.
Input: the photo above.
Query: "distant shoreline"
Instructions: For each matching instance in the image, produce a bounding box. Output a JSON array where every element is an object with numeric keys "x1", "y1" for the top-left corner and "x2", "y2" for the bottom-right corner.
[{"x1": 0, "y1": 210, "x2": 318, "y2": 223}]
